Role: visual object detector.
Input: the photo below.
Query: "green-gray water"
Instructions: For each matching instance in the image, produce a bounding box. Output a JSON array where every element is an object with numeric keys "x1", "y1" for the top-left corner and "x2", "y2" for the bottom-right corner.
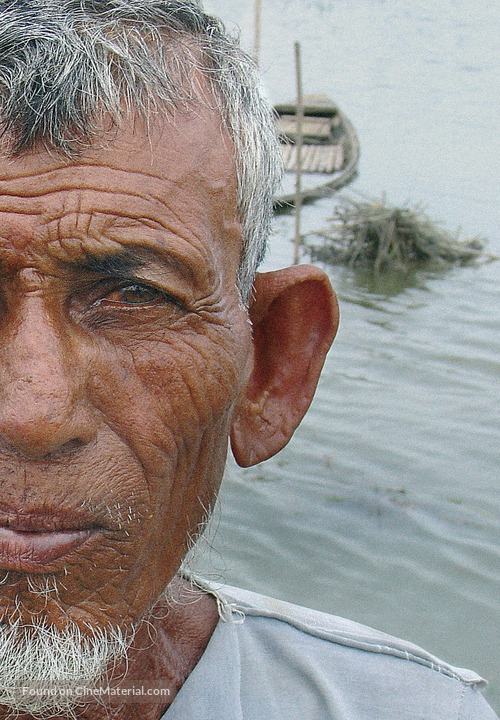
[{"x1": 198, "y1": 0, "x2": 500, "y2": 709}]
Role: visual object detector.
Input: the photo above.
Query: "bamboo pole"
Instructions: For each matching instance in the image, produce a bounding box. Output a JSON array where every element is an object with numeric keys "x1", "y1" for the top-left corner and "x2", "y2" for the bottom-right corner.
[
  {"x1": 254, "y1": 0, "x2": 262, "y2": 64},
  {"x1": 293, "y1": 41, "x2": 304, "y2": 265}
]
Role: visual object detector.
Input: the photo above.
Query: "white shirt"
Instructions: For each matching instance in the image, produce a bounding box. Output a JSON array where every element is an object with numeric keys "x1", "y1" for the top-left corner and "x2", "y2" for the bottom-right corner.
[{"x1": 163, "y1": 580, "x2": 498, "y2": 719}]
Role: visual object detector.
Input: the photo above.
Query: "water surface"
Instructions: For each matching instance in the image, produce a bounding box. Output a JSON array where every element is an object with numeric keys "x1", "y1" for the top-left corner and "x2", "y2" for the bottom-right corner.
[{"x1": 199, "y1": 0, "x2": 500, "y2": 709}]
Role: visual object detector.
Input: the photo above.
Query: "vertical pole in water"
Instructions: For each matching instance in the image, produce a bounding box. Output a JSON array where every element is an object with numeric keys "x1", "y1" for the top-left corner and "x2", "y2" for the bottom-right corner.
[
  {"x1": 254, "y1": 0, "x2": 262, "y2": 64},
  {"x1": 293, "y1": 41, "x2": 304, "y2": 265}
]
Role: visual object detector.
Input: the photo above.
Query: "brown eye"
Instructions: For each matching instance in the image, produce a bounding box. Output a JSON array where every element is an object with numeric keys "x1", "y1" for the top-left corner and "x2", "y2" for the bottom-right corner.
[{"x1": 109, "y1": 283, "x2": 162, "y2": 305}]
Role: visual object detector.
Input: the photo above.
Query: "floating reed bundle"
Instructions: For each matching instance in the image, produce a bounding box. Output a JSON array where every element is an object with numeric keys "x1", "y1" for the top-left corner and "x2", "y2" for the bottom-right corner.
[{"x1": 306, "y1": 198, "x2": 490, "y2": 272}]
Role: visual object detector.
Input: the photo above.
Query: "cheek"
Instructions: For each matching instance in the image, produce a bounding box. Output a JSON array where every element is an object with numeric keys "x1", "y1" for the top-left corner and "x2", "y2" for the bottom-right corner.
[
  {"x1": 58, "y1": 331, "x2": 246, "y2": 622},
  {"x1": 85, "y1": 326, "x2": 249, "y2": 559},
  {"x1": 88, "y1": 328, "x2": 245, "y2": 475}
]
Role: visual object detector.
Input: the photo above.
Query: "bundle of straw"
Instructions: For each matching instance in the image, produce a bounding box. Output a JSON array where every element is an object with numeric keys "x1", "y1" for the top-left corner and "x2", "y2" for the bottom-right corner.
[{"x1": 307, "y1": 198, "x2": 488, "y2": 272}]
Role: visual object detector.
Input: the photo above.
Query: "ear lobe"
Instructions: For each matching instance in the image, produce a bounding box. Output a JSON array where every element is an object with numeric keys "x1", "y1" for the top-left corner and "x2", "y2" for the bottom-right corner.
[{"x1": 230, "y1": 264, "x2": 339, "y2": 467}]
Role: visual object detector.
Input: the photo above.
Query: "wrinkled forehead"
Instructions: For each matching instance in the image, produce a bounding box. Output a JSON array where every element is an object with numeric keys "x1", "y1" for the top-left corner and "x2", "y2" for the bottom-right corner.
[{"x1": 0, "y1": 100, "x2": 243, "y2": 289}]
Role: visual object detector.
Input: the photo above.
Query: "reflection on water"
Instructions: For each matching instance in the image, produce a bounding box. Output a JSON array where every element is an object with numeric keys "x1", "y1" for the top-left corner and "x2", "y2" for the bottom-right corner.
[
  {"x1": 317, "y1": 264, "x2": 436, "y2": 299},
  {"x1": 202, "y1": 0, "x2": 500, "y2": 710}
]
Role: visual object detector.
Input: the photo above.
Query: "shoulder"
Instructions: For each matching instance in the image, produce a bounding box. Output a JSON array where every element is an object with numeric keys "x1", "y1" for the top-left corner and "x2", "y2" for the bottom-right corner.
[
  {"x1": 219, "y1": 581, "x2": 483, "y2": 685},
  {"x1": 190, "y1": 577, "x2": 497, "y2": 720}
]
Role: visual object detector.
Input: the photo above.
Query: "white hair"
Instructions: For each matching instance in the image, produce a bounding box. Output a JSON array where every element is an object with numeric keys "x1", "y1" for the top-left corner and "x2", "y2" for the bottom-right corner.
[
  {"x1": 0, "y1": 618, "x2": 131, "y2": 717},
  {"x1": 0, "y1": 0, "x2": 282, "y2": 300}
]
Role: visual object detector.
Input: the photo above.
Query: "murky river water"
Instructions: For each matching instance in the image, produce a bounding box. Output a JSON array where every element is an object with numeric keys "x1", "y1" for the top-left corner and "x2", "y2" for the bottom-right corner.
[{"x1": 198, "y1": 0, "x2": 500, "y2": 709}]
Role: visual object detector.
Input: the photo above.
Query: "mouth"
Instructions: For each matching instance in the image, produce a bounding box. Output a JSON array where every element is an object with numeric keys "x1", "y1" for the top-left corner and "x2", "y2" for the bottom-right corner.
[{"x1": 0, "y1": 504, "x2": 103, "y2": 572}]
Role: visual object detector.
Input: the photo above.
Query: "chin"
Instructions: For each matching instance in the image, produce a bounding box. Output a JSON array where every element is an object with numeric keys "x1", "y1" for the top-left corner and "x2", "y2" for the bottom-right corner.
[{"x1": 0, "y1": 609, "x2": 134, "y2": 718}]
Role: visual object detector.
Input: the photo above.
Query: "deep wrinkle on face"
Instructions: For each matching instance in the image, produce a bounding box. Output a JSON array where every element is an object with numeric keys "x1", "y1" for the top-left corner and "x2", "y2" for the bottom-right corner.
[
  {"x1": 0, "y1": 103, "x2": 253, "y2": 635},
  {"x1": 0, "y1": 170, "x2": 235, "y2": 306}
]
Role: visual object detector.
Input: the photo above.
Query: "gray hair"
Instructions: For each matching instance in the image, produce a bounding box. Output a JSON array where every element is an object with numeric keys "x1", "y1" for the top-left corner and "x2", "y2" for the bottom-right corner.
[{"x1": 0, "y1": 0, "x2": 282, "y2": 300}]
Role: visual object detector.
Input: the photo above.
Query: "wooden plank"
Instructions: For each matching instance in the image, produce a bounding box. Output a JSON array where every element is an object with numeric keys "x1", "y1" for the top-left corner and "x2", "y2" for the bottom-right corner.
[
  {"x1": 281, "y1": 143, "x2": 344, "y2": 173},
  {"x1": 277, "y1": 115, "x2": 332, "y2": 142},
  {"x1": 293, "y1": 40, "x2": 303, "y2": 265},
  {"x1": 254, "y1": 0, "x2": 261, "y2": 63},
  {"x1": 275, "y1": 93, "x2": 339, "y2": 117}
]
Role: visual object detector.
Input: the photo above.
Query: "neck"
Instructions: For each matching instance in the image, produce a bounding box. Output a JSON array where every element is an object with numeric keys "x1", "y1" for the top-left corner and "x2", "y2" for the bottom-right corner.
[{"x1": 0, "y1": 577, "x2": 220, "y2": 720}]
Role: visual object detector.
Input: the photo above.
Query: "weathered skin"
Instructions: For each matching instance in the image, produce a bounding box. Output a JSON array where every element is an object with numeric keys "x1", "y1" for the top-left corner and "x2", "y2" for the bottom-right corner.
[{"x1": 0, "y1": 91, "x2": 338, "y2": 719}]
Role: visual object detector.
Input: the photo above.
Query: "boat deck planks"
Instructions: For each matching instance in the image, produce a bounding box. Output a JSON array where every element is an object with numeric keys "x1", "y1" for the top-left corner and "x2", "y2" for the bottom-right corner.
[
  {"x1": 273, "y1": 93, "x2": 360, "y2": 211},
  {"x1": 277, "y1": 115, "x2": 334, "y2": 142},
  {"x1": 281, "y1": 143, "x2": 344, "y2": 173}
]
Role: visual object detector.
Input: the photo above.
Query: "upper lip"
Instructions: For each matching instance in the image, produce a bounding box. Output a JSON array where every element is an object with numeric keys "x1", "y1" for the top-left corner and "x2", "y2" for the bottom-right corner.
[{"x1": 0, "y1": 501, "x2": 103, "y2": 533}]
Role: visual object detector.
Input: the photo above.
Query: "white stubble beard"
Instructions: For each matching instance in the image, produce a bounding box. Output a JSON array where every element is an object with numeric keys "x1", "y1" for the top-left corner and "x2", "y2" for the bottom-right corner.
[{"x1": 0, "y1": 582, "x2": 133, "y2": 718}]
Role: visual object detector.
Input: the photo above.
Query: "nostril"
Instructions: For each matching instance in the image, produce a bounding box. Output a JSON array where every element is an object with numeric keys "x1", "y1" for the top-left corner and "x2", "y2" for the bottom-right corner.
[
  {"x1": 48, "y1": 438, "x2": 89, "y2": 459},
  {"x1": 61, "y1": 438, "x2": 87, "y2": 453},
  {"x1": 0, "y1": 401, "x2": 98, "y2": 460}
]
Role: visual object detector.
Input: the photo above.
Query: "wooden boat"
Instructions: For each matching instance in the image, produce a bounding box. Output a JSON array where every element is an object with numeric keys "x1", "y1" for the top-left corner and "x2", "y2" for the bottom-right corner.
[{"x1": 273, "y1": 93, "x2": 360, "y2": 212}]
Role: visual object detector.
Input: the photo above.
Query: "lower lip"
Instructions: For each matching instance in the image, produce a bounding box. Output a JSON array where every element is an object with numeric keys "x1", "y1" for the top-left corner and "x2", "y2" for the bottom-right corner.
[{"x1": 0, "y1": 526, "x2": 94, "y2": 571}]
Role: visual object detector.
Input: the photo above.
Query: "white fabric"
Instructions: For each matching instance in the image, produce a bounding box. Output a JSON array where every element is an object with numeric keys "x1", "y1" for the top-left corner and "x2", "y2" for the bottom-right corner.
[{"x1": 163, "y1": 579, "x2": 498, "y2": 719}]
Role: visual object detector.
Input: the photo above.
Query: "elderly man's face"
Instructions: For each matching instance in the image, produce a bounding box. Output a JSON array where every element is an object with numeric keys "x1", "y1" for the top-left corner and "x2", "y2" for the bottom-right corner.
[{"x1": 0, "y1": 105, "x2": 252, "y2": 631}]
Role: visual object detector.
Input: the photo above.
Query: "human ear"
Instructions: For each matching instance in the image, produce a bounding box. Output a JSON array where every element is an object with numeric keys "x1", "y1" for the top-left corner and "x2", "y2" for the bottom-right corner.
[{"x1": 230, "y1": 265, "x2": 339, "y2": 467}]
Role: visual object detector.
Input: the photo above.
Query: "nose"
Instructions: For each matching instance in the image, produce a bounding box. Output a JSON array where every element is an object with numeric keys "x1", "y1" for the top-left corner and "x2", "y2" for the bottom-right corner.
[{"x1": 0, "y1": 296, "x2": 97, "y2": 458}]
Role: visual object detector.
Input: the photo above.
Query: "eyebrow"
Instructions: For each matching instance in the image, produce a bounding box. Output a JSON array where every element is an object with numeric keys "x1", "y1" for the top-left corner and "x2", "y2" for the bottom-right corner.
[
  {"x1": 72, "y1": 252, "x2": 144, "y2": 277},
  {"x1": 69, "y1": 246, "x2": 196, "y2": 285}
]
